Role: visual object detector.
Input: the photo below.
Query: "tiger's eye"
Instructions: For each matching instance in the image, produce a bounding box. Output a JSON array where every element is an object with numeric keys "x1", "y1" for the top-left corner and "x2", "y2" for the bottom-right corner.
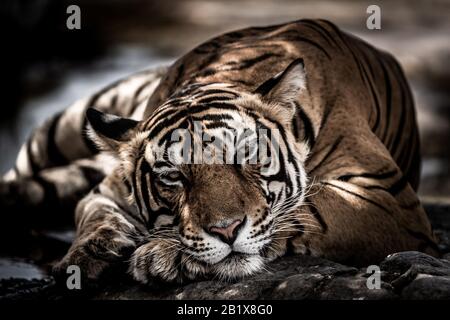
[{"x1": 167, "y1": 171, "x2": 182, "y2": 180}]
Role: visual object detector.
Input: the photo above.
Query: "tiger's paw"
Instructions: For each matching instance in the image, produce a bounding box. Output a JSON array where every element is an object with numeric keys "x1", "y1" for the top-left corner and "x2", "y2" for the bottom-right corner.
[
  {"x1": 52, "y1": 245, "x2": 109, "y2": 283},
  {"x1": 129, "y1": 240, "x2": 182, "y2": 283},
  {"x1": 129, "y1": 239, "x2": 211, "y2": 284},
  {"x1": 52, "y1": 226, "x2": 136, "y2": 283}
]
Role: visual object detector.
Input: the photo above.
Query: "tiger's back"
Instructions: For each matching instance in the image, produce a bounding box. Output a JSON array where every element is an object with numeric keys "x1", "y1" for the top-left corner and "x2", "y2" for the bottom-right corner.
[{"x1": 139, "y1": 19, "x2": 434, "y2": 265}]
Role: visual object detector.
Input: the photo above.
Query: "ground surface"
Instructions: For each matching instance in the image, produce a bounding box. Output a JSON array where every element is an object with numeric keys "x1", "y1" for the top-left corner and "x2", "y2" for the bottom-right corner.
[{"x1": 1, "y1": 200, "x2": 449, "y2": 300}]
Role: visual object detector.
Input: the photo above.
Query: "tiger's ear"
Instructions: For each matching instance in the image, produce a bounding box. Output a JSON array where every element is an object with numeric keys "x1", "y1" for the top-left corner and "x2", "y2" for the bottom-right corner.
[
  {"x1": 254, "y1": 58, "x2": 306, "y2": 110},
  {"x1": 86, "y1": 108, "x2": 139, "y2": 152}
]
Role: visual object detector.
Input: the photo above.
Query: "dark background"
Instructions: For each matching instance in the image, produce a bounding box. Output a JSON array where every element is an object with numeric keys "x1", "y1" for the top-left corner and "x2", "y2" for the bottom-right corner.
[{"x1": 1, "y1": 0, "x2": 449, "y2": 198}]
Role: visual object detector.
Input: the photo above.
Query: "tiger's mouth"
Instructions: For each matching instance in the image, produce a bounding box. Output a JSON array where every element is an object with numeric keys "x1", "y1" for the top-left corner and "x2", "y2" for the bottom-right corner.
[
  {"x1": 205, "y1": 251, "x2": 266, "y2": 281},
  {"x1": 225, "y1": 251, "x2": 249, "y2": 259},
  {"x1": 181, "y1": 245, "x2": 268, "y2": 281}
]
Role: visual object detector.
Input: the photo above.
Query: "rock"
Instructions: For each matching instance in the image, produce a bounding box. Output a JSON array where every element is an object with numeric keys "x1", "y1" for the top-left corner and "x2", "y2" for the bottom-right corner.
[
  {"x1": 2, "y1": 198, "x2": 450, "y2": 300},
  {"x1": 91, "y1": 255, "x2": 391, "y2": 300},
  {"x1": 2, "y1": 251, "x2": 450, "y2": 300},
  {"x1": 402, "y1": 276, "x2": 450, "y2": 300},
  {"x1": 269, "y1": 273, "x2": 325, "y2": 299},
  {"x1": 85, "y1": 251, "x2": 450, "y2": 300},
  {"x1": 318, "y1": 276, "x2": 396, "y2": 300},
  {"x1": 379, "y1": 251, "x2": 450, "y2": 298},
  {"x1": 0, "y1": 277, "x2": 56, "y2": 300},
  {"x1": 381, "y1": 251, "x2": 450, "y2": 275}
]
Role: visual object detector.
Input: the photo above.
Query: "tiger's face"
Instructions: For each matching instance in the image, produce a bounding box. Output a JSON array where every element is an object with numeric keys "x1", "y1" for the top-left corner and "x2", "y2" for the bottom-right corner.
[
  {"x1": 148, "y1": 162, "x2": 272, "y2": 281},
  {"x1": 87, "y1": 59, "x2": 309, "y2": 281}
]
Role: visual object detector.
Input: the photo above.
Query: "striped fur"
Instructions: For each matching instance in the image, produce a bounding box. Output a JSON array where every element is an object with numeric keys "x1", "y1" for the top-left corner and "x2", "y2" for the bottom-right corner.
[{"x1": 3, "y1": 20, "x2": 438, "y2": 283}]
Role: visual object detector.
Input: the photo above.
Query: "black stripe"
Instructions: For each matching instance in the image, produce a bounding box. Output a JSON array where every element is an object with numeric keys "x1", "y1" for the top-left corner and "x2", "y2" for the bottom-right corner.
[
  {"x1": 387, "y1": 59, "x2": 409, "y2": 154},
  {"x1": 320, "y1": 21, "x2": 381, "y2": 132},
  {"x1": 275, "y1": 33, "x2": 331, "y2": 59},
  {"x1": 132, "y1": 157, "x2": 144, "y2": 222},
  {"x1": 308, "y1": 204, "x2": 328, "y2": 232},
  {"x1": 204, "y1": 121, "x2": 235, "y2": 131},
  {"x1": 140, "y1": 160, "x2": 153, "y2": 221},
  {"x1": 392, "y1": 61, "x2": 419, "y2": 173},
  {"x1": 224, "y1": 53, "x2": 281, "y2": 71},
  {"x1": 318, "y1": 20, "x2": 348, "y2": 52},
  {"x1": 78, "y1": 165, "x2": 105, "y2": 186},
  {"x1": 267, "y1": 121, "x2": 300, "y2": 199},
  {"x1": 386, "y1": 174, "x2": 409, "y2": 196},
  {"x1": 296, "y1": 103, "x2": 315, "y2": 148},
  {"x1": 338, "y1": 171, "x2": 408, "y2": 198},
  {"x1": 191, "y1": 114, "x2": 234, "y2": 122},
  {"x1": 131, "y1": 80, "x2": 153, "y2": 110},
  {"x1": 323, "y1": 182, "x2": 391, "y2": 214},
  {"x1": 149, "y1": 171, "x2": 172, "y2": 209},
  {"x1": 319, "y1": 103, "x2": 333, "y2": 132},
  {"x1": 197, "y1": 89, "x2": 239, "y2": 97},
  {"x1": 192, "y1": 54, "x2": 222, "y2": 78},
  {"x1": 355, "y1": 52, "x2": 381, "y2": 132},
  {"x1": 156, "y1": 117, "x2": 191, "y2": 147},
  {"x1": 144, "y1": 105, "x2": 185, "y2": 130},
  {"x1": 172, "y1": 63, "x2": 186, "y2": 89},
  {"x1": 197, "y1": 53, "x2": 281, "y2": 77},
  {"x1": 291, "y1": 113, "x2": 299, "y2": 140},
  {"x1": 363, "y1": 185, "x2": 390, "y2": 192},
  {"x1": 373, "y1": 53, "x2": 393, "y2": 143},
  {"x1": 308, "y1": 135, "x2": 343, "y2": 173},
  {"x1": 300, "y1": 19, "x2": 337, "y2": 48},
  {"x1": 123, "y1": 178, "x2": 132, "y2": 194},
  {"x1": 355, "y1": 45, "x2": 383, "y2": 134},
  {"x1": 47, "y1": 112, "x2": 68, "y2": 166},
  {"x1": 147, "y1": 103, "x2": 240, "y2": 139},
  {"x1": 26, "y1": 138, "x2": 40, "y2": 174},
  {"x1": 87, "y1": 76, "x2": 126, "y2": 107},
  {"x1": 193, "y1": 40, "x2": 222, "y2": 54},
  {"x1": 195, "y1": 96, "x2": 235, "y2": 105},
  {"x1": 337, "y1": 169, "x2": 398, "y2": 182}
]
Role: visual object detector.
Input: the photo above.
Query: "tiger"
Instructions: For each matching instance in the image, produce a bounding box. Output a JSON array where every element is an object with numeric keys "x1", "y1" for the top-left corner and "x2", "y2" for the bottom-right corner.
[{"x1": 1, "y1": 19, "x2": 439, "y2": 283}]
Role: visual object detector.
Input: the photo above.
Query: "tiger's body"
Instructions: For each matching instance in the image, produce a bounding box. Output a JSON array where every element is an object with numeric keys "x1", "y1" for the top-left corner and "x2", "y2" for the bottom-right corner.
[{"x1": 3, "y1": 20, "x2": 438, "y2": 282}]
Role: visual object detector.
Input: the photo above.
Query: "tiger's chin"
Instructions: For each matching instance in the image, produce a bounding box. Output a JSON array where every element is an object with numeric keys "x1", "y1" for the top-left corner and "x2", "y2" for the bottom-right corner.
[
  {"x1": 129, "y1": 231, "x2": 296, "y2": 284},
  {"x1": 179, "y1": 252, "x2": 265, "y2": 282},
  {"x1": 130, "y1": 240, "x2": 267, "y2": 283},
  {"x1": 210, "y1": 253, "x2": 266, "y2": 281}
]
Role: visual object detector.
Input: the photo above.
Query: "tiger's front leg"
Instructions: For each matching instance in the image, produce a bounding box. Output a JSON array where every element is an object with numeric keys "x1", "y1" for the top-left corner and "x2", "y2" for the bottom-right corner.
[
  {"x1": 129, "y1": 234, "x2": 212, "y2": 283},
  {"x1": 53, "y1": 176, "x2": 145, "y2": 282}
]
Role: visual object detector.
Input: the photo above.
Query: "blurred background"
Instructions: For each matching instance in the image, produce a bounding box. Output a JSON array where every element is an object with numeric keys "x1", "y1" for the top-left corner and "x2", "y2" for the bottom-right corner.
[
  {"x1": 0, "y1": 0, "x2": 449, "y2": 286},
  {"x1": 1, "y1": 0, "x2": 449, "y2": 197}
]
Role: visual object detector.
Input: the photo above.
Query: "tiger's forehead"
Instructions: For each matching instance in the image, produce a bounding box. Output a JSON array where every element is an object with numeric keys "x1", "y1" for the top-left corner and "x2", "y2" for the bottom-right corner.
[
  {"x1": 143, "y1": 114, "x2": 271, "y2": 167},
  {"x1": 142, "y1": 87, "x2": 268, "y2": 144},
  {"x1": 131, "y1": 82, "x2": 286, "y2": 168}
]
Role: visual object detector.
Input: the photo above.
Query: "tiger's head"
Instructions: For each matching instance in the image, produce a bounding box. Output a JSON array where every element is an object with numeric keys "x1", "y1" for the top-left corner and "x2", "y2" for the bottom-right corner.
[{"x1": 86, "y1": 59, "x2": 311, "y2": 282}]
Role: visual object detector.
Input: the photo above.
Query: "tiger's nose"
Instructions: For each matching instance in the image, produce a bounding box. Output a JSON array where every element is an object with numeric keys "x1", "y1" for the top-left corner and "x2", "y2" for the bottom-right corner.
[{"x1": 208, "y1": 219, "x2": 244, "y2": 245}]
